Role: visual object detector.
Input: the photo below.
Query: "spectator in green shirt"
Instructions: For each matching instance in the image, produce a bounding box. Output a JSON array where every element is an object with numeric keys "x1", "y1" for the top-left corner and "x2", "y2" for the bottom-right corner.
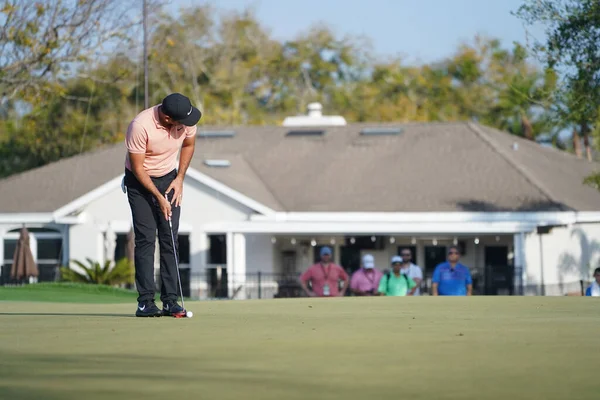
[{"x1": 377, "y1": 256, "x2": 417, "y2": 296}]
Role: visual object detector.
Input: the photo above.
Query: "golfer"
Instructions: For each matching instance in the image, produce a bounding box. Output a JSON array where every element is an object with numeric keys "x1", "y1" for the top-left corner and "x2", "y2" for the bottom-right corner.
[{"x1": 123, "y1": 93, "x2": 201, "y2": 317}]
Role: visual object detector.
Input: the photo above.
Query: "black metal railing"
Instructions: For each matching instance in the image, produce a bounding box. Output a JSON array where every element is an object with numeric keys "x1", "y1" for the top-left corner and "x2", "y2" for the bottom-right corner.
[{"x1": 1, "y1": 264, "x2": 596, "y2": 298}]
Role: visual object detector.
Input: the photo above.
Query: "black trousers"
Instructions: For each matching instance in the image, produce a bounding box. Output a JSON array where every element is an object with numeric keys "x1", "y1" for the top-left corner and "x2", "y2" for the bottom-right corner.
[{"x1": 124, "y1": 168, "x2": 180, "y2": 304}]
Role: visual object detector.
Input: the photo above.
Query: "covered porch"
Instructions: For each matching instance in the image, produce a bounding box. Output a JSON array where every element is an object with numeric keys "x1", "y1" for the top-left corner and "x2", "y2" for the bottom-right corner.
[{"x1": 202, "y1": 212, "x2": 542, "y2": 298}]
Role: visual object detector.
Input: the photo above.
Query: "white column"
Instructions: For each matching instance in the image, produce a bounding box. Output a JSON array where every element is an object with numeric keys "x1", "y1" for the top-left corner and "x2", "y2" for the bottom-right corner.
[
  {"x1": 334, "y1": 240, "x2": 341, "y2": 266},
  {"x1": 513, "y1": 232, "x2": 527, "y2": 295},
  {"x1": 226, "y1": 232, "x2": 234, "y2": 298},
  {"x1": 190, "y1": 232, "x2": 208, "y2": 298},
  {"x1": 232, "y1": 232, "x2": 247, "y2": 299}
]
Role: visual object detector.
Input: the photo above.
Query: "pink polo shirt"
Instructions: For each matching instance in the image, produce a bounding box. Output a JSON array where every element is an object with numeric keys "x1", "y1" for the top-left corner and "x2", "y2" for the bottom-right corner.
[
  {"x1": 125, "y1": 105, "x2": 197, "y2": 177},
  {"x1": 350, "y1": 268, "x2": 383, "y2": 293},
  {"x1": 300, "y1": 263, "x2": 349, "y2": 297}
]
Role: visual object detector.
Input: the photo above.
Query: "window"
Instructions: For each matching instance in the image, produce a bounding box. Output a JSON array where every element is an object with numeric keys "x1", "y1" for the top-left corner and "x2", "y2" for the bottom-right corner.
[
  {"x1": 360, "y1": 127, "x2": 404, "y2": 136},
  {"x1": 286, "y1": 130, "x2": 325, "y2": 137},
  {"x1": 114, "y1": 234, "x2": 129, "y2": 261},
  {"x1": 37, "y1": 238, "x2": 62, "y2": 261},
  {"x1": 2, "y1": 239, "x2": 17, "y2": 277},
  {"x1": 3, "y1": 239, "x2": 17, "y2": 262},
  {"x1": 2, "y1": 230, "x2": 63, "y2": 282},
  {"x1": 208, "y1": 235, "x2": 227, "y2": 264},
  {"x1": 178, "y1": 234, "x2": 190, "y2": 265}
]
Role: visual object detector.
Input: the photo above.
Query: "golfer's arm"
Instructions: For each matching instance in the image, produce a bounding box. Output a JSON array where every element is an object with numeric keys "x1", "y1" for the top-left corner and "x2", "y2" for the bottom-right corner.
[
  {"x1": 129, "y1": 153, "x2": 163, "y2": 199},
  {"x1": 467, "y1": 284, "x2": 473, "y2": 296},
  {"x1": 177, "y1": 136, "x2": 195, "y2": 180},
  {"x1": 432, "y1": 283, "x2": 439, "y2": 296}
]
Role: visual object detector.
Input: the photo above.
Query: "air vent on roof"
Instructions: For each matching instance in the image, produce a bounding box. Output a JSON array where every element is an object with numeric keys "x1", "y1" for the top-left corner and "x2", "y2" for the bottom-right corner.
[
  {"x1": 203, "y1": 159, "x2": 231, "y2": 167},
  {"x1": 198, "y1": 130, "x2": 235, "y2": 138},
  {"x1": 360, "y1": 127, "x2": 404, "y2": 136},
  {"x1": 286, "y1": 129, "x2": 325, "y2": 137}
]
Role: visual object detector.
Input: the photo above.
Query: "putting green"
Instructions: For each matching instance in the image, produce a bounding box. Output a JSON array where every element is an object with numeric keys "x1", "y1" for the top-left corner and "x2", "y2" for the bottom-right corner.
[{"x1": 0, "y1": 297, "x2": 598, "y2": 400}]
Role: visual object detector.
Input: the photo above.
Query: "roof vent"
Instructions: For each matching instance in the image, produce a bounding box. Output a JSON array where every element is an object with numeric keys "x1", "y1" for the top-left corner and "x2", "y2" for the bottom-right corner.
[
  {"x1": 360, "y1": 127, "x2": 404, "y2": 136},
  {"x1": 286, "y1": 129, "x2": 325, "y2": 137},
  {"x1": 203, "y1": 159, "x2": 231, "y2": 167},
  {"x1": 198, "y1": 130, "x2": 235, "y2": 138},
  {"x1": 282, "y1": 102, "x2": 347, "y2": 127}
]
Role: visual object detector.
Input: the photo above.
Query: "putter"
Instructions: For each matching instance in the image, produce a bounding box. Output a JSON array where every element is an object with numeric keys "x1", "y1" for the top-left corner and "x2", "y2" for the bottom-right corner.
[{"x1": 165, "y1": 193, "x2": 190, "y2": 318}]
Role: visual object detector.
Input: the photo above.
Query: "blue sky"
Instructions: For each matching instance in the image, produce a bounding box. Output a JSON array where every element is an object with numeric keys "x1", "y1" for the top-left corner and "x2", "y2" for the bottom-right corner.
[{"x1": 169, "y1": 0, "x2": 546, "y2": 64}]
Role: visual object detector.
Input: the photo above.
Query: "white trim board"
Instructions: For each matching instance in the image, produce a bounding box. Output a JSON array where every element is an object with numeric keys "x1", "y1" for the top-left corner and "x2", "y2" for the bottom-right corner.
[
  {"x1": 97, "y1": 220, "x2": 193, "y2": 233},
  {"x1": 251, "y1": 211, "x2": 600, "y2": 225},
  {"x1": 0, "y1": 213, "x2": 86, "y2": 224},
  {"x1": 49, "y1": 168, "x2": 276, "y2": 219},
  {"x1": 202, "y1": 221, "x2": 539, "y2": 235}
]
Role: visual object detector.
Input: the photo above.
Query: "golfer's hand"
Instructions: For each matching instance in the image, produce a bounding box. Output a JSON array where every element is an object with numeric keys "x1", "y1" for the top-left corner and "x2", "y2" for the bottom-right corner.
[
  {"x1": 159, "y1": 196, "x2": 172, "y2": 221},
  {"x1": 166, "y1": 177, "x2": 183, "y2": 207}
]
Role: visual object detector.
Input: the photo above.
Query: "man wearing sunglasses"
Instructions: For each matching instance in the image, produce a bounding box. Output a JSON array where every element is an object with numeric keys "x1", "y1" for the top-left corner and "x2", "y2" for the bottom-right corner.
[
  {"x1": 431, "y1": 245, "x2": 473, "y2": 296},
  {"x1": 398, "y1": 248, "x2": 423, "y2": 295}
]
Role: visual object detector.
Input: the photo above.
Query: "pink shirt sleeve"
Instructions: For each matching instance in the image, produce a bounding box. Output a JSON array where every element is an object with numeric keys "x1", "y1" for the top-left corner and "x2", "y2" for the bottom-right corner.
[
  {"x1": 300, "y1": 266, "x2": 314, "y2": 283},
  {"x1": 126, "y1": 121, "x2": 148, "y2": 154},
  {"x1": 337, "y1": 265, "x2": 349, "y2": 281},
  {"x1": 349, "y1": 271, "x2": 359, "y2": 289},
  {"x1": 185, "y1": 125, "x2": 197, "y2": 138}
]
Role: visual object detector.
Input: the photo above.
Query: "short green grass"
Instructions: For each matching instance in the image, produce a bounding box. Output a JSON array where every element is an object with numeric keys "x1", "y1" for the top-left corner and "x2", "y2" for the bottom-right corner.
[
  {"x1": 0, "y1": 282, "x2": 137, "y2": 303},
  {"x1": 0, "y1": 294, "x2": 598, "y2": 400}
]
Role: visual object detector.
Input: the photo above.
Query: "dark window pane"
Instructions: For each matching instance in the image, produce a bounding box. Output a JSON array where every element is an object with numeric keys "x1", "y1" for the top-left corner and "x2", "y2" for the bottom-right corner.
[
  {"x1": 1, "y1": 264, "x2": 12, "y2": 284},
  {"x1": 178, "y1": 235, "x2": 190, "y2": 264},
  {"x1": 114, "y1": 234, "x2": 128, "y2": 261},
  {"x1": 208, "y1": 235, "x2": 226, "y2": 264},
  {"x1": 3, "y1": 239, "x2": 17, "y2": 261},
  {"x1": 37, "y1": 238, "x2": 62, "y2": 260}
]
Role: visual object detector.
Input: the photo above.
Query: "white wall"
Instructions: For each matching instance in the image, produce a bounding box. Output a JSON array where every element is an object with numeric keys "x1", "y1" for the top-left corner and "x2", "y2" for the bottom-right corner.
[
  {"x1": 524, "y1": 222, "x2": 600, "y2": 295},
  {"x1": 245, "y1": 234, "x2": 274, "y2": 274},
  {"x1": 69, "y1": 176, "x2": 255, "y2": 276}
]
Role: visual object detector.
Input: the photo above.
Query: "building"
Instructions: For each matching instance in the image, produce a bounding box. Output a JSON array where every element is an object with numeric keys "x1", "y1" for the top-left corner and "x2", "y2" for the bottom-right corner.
[{"x1": 2, "y1": 105, "x2": 600, "y2": 297}]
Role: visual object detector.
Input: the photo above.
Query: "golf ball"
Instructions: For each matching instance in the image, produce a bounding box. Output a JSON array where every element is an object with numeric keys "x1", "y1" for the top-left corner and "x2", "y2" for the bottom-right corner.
[{"x1": 186, "y1": 311, "x2": 193, "y2": 318}]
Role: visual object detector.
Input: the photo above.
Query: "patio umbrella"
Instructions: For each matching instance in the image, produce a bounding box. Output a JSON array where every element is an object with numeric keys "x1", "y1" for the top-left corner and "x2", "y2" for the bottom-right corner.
[{"x1": 10, "y1": 227, "x2": 38, "y2": 281}]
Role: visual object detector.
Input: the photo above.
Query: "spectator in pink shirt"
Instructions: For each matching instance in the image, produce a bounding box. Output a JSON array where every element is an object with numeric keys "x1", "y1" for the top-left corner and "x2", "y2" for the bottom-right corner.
[
  {"x1": 350, "y1": 254, "x2": 383, "y2": 296},
  {"x1": 299, "y1": 246, "x2": 349, "y2": 297}
]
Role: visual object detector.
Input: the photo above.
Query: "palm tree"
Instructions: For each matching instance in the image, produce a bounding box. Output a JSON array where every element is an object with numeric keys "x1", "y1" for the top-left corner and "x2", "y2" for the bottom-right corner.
[{"x1": 60, "y1": 258, "x2": 134, "y2": 286}]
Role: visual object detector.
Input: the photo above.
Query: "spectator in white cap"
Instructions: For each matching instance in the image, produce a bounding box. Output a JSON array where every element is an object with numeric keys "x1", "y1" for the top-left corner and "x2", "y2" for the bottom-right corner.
[
  {"x1": 350, "y1": 254, "x2": 383, "y2": 296},
  {"x1": 398, "y1": 248, "x2": 424, "y2": 295}
]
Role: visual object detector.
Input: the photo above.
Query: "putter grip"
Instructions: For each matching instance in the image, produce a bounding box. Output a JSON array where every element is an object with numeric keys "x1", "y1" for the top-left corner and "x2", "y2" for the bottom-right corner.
[{"x1": 165, "y1": 193, "x2": 172, "y2": 223}]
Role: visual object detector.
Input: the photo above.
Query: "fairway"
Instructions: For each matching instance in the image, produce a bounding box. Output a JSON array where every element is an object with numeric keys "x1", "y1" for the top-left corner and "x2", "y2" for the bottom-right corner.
[{"x1": 0, "y1": 297, "x2": 598, "y2": 400}]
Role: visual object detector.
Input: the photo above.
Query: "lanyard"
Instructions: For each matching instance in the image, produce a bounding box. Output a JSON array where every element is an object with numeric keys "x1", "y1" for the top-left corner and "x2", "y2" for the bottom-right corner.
[
  {"x1": 320, "y1": 263, "x2": 331, "y2": 280},
  {"x1": 364, "y1": 269, "x2": 375, "y2": 283}
]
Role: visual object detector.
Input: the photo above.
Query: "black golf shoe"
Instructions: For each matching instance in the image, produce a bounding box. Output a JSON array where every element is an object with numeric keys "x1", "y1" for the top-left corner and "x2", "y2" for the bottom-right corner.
[
  {"x1": 135, "y1": 300, "x2": 162, "y2": 317},
  {"x1": 162, "y1": 300, "x2": 185, "y2": 316}
]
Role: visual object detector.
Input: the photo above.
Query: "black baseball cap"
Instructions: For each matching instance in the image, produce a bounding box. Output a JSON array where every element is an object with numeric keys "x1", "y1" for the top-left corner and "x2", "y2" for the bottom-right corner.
[{"x1": 160, "y1": 93, "x2": 202, "y2": 126}]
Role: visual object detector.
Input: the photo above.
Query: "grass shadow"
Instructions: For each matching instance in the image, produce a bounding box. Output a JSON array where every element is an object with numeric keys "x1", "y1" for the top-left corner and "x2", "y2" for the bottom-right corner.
[{"x1": 0, "y1": 312, "x2": 135, "y2": 318}]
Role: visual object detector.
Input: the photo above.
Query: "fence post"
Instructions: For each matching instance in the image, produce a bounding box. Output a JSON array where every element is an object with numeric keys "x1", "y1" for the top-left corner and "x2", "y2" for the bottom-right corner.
[{"x1": 258, "y1": 271, "x2": 262, "y2": 299}]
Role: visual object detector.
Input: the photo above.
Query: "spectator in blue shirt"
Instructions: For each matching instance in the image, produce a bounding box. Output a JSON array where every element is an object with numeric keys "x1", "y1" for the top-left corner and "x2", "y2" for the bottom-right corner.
[
  {"x1": 432, "y1": 246, "x2": 473, "y2": 296},
  {"x1": 584, "y1": 267, "x2": 600, "y2": 296}
]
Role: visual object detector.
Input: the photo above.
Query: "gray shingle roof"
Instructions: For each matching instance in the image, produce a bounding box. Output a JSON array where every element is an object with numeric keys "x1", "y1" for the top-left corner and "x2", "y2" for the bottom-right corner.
[{"x1": 2, "y1": 121, "x2": 599, "y2": 213}]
